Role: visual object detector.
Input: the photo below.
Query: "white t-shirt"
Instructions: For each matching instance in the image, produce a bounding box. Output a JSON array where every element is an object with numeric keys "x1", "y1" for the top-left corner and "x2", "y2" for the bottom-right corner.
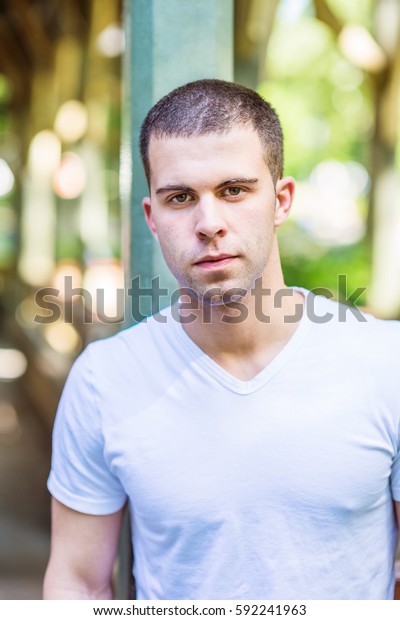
[{"x1": 48, "y1": 289, "x2": 400, "y2": 599}]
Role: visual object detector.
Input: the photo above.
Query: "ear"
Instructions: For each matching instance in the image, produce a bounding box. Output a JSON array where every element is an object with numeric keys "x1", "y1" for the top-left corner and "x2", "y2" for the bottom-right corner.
[
  {"x1": 142, "y1": 197, "x2": 159, "y2": 241},
  {"x1": 274, "y1": 176, "x2": 295, "y2": 228}
]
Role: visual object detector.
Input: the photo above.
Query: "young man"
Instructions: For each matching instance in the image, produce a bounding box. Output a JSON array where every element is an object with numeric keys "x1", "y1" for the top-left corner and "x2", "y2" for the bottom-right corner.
[{"x1": 43, "y1": 79, "x2": 400, "y2": 600}]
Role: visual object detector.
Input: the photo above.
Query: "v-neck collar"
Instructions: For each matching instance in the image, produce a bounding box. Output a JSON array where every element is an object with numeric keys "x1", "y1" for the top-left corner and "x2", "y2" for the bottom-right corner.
[{"x1": 169, "y1": 287, "x2": 314, "y2": 395}]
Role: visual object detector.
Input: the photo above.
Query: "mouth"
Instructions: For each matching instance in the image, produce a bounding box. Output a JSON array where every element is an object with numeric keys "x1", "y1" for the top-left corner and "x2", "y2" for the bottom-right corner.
[{"x1": 194, "y1": 254, "x2": 238, "y2": 269}]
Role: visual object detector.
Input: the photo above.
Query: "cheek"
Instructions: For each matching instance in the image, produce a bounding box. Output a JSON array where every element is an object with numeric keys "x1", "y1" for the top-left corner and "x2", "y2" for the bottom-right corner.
[
  {"x1": 248, "y1": 213, "x2": 275, "y2": 261},
  {"x1": 154, "y1": 213, "x2": 192, "y2": 255},
  {"x1": 242, "y1": 209, "x2": 274, "y2": 241},
  {"x1": 152, "y1": 217, "x2": 173, "y2": 245},
  {"x1": 156, "y1": 227, "x2": 184, "y2": 266}
]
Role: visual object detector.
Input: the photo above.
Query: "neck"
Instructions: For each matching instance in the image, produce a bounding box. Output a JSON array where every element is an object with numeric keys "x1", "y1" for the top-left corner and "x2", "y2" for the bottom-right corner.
[{"x1": 178, "y1": 266, "x2": 305, "y2": 380}]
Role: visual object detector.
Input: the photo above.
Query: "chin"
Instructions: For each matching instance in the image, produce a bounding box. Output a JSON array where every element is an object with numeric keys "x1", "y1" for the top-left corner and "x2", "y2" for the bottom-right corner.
[{"x1": 191, "y1": 283, "x2": 249, "y2": 307}]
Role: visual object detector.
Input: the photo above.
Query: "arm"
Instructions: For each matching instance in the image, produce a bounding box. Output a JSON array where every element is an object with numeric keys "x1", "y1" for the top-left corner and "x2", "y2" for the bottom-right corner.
[
  {"x1": 43, "y1": 498, "x2": 125, "y2": 600},
  {"x1": 395, "y1": 502, "x2": 400, "y2": 601}
]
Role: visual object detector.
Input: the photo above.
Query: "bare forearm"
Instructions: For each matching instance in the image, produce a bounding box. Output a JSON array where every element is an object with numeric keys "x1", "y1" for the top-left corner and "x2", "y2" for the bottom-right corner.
[
  {"x1": 44, "y1": 500, "x2": 124, "y2": 600},
  {"x1": 43, "y1": 587, "x2": 112, "y2": 600},
  {"x1": 43, "y1": 568, "x2": 113, "y2": 600}
]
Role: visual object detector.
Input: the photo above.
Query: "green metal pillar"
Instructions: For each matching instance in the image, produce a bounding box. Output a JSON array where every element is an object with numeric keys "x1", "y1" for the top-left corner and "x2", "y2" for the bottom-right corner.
[
  {"x1": 121, "y1": 0, "x2": 233, "y2": 321},
  {"x1": 116, "y1": 0, "x2": 233, "y2": 599}
]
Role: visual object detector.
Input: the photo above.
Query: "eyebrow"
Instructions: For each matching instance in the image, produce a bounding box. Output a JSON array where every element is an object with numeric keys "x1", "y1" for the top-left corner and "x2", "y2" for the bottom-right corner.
[
  {"x1": 155, "y1": 178, "x2": 259, "y2": 195},
  {"x1": 156, "y1": 184, "x2": 193, "y2": 195},
  {"x1": 216, "y1": 178, "x2": 259, "y2": 189}
]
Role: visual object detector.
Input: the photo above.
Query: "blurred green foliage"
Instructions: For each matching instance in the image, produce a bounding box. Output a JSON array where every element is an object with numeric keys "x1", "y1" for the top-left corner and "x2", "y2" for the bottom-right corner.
[
  {"x1": 260, "y1": 1, "x2": 374, "y2": 299},
  {"x1": 279, "y1": 222, "x2": 370, "y2": 305},
  {"x1": 327, "y1": 0, "x2": 374, "y2": 28},
  {"x1": 261, "y1": 17, "x2": 373, "y2": 180}
]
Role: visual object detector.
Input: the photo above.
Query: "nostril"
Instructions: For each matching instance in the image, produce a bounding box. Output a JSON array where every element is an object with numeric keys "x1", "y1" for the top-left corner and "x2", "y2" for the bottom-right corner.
[
  {"x1": 195, "y1": 226, "x2": 225, "y2": 240},
  {"x1": 194, "y1": 207, "x2": 226, "y2": 239}
]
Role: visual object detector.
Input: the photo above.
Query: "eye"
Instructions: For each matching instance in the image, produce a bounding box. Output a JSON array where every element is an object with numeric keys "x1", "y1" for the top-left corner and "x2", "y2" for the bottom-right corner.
[
  {"x1": 170, "y1": 193, "x2": 191, "y2": 204},
  {"x1": 223, "y1": 186, "x2": 244, "y2": 197}
]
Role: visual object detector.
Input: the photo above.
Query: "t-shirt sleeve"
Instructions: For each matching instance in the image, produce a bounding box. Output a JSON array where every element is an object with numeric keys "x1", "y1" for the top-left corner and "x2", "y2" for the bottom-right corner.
[{"x1": 47, "y1": 345, "x2": 127, "y2": 515}]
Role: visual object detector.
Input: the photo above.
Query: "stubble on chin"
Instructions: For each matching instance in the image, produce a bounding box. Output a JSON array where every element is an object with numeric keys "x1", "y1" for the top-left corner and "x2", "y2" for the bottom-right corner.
[{"x1": 180, "y1": 270, "x2": 255, "y2": 308}]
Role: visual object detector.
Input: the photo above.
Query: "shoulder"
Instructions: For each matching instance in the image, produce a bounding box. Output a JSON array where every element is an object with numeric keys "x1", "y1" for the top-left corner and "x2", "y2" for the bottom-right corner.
[
  {"x1": 305, "y1": 288, "x2": 400, "y2": 330},
  {"x1": 86, "y1": 305, "x2": 175, "y2": 367},
  {"x1": 73, "y1": 306, "x2": 185, "y2": 410},
  {"x1": 304, "y1": 289, "x2": 400, "y2": 366}
]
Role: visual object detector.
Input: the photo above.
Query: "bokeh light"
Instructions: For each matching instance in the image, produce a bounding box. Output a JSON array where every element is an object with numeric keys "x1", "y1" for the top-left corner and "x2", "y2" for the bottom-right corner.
[
  {"x1": 291, "y1": 159, "x2": 369, "y2": 246},
  {"x1": 53, "y1": 152, "x2": 86, "y2": 199},
  {"x1": 338, "y1": 25, "x2": 386, "y2": 73},
  {"x1": 0, "y1": 159, "x2": 15, "y2": 196},
  {"x1": 82, "y1": 259, "x2": 125, "y2": 322},
  {"x1": 54, "y1": 100, "x2": 88, "y2": 143},
  {"x1": 44, "y1": 323, "x2": 81, "y2": 355},
  {"x1": 96, "y1": 23, "x2": 125, "y2": 57},
  {"x1": 52, "y1": 260, "x2": 83, "y2": 301},
  {"x1": 28, "y1": 130, "x2": 61, "y2": 180},
  {"x1": 0, "y1": 349, "x2": 27, "y2": 381}
]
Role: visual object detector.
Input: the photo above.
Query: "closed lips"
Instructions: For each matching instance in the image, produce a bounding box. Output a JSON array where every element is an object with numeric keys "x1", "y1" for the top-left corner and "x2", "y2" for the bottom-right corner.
[{"x1": 195, "y1": 254, "x2": 236, "y2": 264}]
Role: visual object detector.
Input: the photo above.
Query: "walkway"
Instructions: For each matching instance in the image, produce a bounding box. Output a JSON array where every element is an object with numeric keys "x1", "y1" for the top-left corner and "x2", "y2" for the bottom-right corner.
[{"x1": 0, "y1": 377, "x2": 51, "y2": 599}]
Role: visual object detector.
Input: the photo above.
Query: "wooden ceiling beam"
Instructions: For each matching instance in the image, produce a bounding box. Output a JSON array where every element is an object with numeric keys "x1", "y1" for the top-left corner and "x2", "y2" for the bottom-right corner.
[
  {"x1": 7, "y1": 0, "x2": 55, "y2": 67},
  {"x1": 0, "y1": 14, "x2": 32, "y2": 70}
]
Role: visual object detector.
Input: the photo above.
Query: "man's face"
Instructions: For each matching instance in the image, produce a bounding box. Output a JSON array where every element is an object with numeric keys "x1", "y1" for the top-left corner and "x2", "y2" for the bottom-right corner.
[{"x1": 143, "y1": 127, "x2": 293, "y2": 304}]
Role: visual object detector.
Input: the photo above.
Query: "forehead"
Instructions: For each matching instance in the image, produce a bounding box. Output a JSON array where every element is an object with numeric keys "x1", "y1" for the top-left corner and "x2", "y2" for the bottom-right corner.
[{"x1": 148, "y1": 127, "x2": 268, "y2": 189}]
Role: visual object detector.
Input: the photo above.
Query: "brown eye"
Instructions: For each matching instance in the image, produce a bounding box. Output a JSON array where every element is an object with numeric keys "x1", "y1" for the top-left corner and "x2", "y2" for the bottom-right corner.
[
  {"x1": 226, "y1": 187, "x2": 242, "y2": 196},
  {"x1": 172, "y1": 193, "x2": 190, "y2": 203}
]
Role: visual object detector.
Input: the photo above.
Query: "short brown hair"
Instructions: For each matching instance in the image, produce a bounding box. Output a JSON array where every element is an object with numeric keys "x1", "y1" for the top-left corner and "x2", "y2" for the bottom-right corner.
[{"x1": 140, "y1": 79, "x2": 284, "y2": 186}]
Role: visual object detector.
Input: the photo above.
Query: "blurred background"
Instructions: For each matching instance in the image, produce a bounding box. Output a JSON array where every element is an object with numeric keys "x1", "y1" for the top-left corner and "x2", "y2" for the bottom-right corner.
[{"x1": 0, "y1": 0, "x2": 399, "y2": 599}]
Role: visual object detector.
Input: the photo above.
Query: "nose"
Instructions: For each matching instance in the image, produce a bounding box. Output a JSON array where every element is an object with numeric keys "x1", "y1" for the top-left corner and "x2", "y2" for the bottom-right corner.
[{"x1": 194, "y1": 195, "x2": 227, "y2": 240}]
